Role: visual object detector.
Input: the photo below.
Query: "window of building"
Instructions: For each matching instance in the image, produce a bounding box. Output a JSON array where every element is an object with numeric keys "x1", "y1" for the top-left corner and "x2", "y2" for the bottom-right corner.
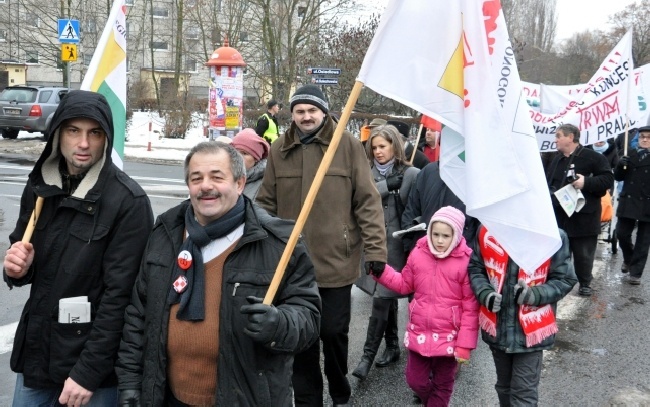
[
  {"x1": 83, "y1": 19, "x2": 96, "y2": 33},
  {"x1": 185, "y1": 57, "x2": 197, "y2": 72},
  {"x1": 83, "y1": 53, "x2": 93, "y2": 65},
  {"x1": 125, "y1": 0, "x2": 134, "y2": 5},
  {"x1": 240, "y1": 32, "x2": 248, "y2": 42},
  {"x1": 26, "y1": 13, "x2": 40, "y2": 28},
  {"x1": 150, "y1": 41, "x2": 169, "y2": 51},
  {"x1": 151, "y1": 7, "x2": 169, "y2": 18},
  {"x1": 186, "y1": 26, "x2": 199, "y2": 40},
  {"x1": 298, "y1": 6, "x2": 307, "y2": 18},
  {"x1": 0, "y1": 30, "x2": 6, "y2": 42},
  {"x1": 26, "y1": 51, "x2": 39, "y2": 64}
]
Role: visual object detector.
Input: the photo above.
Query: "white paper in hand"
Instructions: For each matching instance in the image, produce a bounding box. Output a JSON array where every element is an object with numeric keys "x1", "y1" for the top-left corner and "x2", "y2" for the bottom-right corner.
[
  {"x1": 59, "y1": 296, "x2": 91, "y2": 323},
  {"x1": 553, "y1": 184, "x2": 585, "y2": 217}
]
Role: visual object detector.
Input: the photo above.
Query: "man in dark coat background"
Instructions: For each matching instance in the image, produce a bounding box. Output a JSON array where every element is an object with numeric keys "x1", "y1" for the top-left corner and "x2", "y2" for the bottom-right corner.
[
  {"x1": 401, "y1": 162, "x2": 479, "y2": 253},
  {"x1": 614, "y1": 123, "x2": 650, "y2": 285},
  {"x1": 546, "y1": 123, "x2": 613, "y2": 297}
]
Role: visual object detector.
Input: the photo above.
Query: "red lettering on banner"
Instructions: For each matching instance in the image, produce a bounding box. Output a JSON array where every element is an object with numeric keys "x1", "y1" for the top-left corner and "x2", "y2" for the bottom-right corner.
[
  {"x1": 463, "y1": 32, "x2": 474, "y2": 68},
  {"x1": 523, "y1": 87, "x2": 539, "y2": 98},
  {"x1": 578, "y1": 91, "x2": 620, "y2": 129},
  {"x1": 530, "y1": 99, "x2": 580, "y2": 124},
  {"x1": 482, "y1": 0, "x2": 500, "y2": 55}
]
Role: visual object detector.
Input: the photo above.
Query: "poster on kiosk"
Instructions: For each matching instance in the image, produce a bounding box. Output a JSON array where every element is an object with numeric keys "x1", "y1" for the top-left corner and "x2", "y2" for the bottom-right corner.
[{"x1": 206, "y1": 40, "x2": 246, "y2": 140}]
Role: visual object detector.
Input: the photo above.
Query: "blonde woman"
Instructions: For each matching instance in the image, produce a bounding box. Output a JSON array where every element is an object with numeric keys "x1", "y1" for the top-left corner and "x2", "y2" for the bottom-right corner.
[{"x1": 353, "y1": 125, "x2": 420, "y2": 379}]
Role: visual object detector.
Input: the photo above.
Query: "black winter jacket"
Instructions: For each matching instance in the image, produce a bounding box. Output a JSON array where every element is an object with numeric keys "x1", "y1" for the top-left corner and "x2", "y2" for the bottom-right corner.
[
  {"x1": 3, "y1": 90, "x2": 153, "y2": 391},
  {"x1": 401, "y1": 162, "x2": 478, "y2": 252},
  {"x1": 547, "y1": 145, "x2": 614, "y2": 236},
  {"x1": 116, "y1": 198, "x2": 321, "y2": 406},
  {"x1": 614, "y1": 150, "x2": 650, "y2": 222}
]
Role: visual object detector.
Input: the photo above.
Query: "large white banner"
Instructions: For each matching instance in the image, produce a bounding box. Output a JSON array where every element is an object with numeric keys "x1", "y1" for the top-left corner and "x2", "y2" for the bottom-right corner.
[
  {"x1": 532, "y1": 31, "x2": 639, "y2": 151},
  {"x1": 538, "y1": 64, "x2": 650, "y2": 132}
]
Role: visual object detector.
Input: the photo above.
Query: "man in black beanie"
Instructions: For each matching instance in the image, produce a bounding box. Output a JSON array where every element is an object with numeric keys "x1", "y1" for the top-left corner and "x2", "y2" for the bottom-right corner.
[
  {"x1": 257, "y1": 84, "x2": 387, "y2": 406},
  {"x1": 387, "y1": 120, "x2": 430, "y2": 170}
]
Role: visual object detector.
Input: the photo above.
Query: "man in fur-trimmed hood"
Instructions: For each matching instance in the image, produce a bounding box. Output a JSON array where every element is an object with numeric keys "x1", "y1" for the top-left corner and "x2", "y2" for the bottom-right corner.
[{"x1": 3, "y1": 90, "x2": 153, "y2": 406}]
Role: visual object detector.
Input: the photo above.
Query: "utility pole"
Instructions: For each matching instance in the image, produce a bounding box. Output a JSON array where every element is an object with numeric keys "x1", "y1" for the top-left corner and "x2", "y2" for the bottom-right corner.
[{"x1": 66, "y1": 0, "x2": 71, "y2": 89}]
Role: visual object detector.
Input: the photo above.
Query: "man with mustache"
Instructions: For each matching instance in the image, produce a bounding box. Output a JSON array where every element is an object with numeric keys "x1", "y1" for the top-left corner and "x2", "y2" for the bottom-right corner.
[
  {"x1": 116, "y1": 142, "x2": 321, "y2": 405},
  {"x1": 257, "y1": 85, "x2": 387, "y2": 406}
]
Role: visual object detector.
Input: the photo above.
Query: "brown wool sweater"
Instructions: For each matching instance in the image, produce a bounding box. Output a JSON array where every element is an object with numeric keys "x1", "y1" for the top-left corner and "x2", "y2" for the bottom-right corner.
[{"x1": 167, "y1": 241, "x2": 237, "y2": 406}]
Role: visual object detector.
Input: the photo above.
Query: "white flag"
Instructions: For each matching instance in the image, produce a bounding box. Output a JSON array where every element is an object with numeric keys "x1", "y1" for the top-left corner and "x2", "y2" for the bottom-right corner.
[{"x1": 358, "y1": 0, "x2": 561, "y2": 271}]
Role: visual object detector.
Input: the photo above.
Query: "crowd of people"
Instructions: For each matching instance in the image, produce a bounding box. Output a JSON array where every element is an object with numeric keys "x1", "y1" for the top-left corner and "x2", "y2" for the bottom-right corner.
[{"x1": 2, "y1": 85, "x2": 649, "y2": 407}]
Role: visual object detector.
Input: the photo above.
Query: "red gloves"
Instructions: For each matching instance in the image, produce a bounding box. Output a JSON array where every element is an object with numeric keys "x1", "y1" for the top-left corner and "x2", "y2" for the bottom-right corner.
[{"x1": 454, "y1": 347, "x2": 471, "y2": 363}]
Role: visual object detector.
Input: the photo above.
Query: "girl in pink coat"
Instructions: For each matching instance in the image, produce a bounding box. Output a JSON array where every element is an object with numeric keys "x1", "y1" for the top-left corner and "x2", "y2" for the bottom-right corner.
[{"x1": 369, "y1": 206, "x2": 479, "y2": 406}]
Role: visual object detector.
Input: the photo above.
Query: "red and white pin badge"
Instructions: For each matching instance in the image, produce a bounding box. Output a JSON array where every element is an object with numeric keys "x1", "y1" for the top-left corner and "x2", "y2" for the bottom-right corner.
[
  {"x1": 177, "y1": 250, "x2": 193, "y2": 270},
  {"x1": 173, "y1": 276, "x2": 188, "y2": 293}
]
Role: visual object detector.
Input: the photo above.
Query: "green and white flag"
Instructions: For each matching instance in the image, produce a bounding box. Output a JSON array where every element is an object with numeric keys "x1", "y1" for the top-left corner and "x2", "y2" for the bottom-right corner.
[{"x1": 81, "y1": 0, "x2": 127, "y2": 169}]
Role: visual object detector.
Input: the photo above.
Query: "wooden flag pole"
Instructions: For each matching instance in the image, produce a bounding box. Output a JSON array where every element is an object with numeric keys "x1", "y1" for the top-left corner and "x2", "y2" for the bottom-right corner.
[
  {"x1": 409, "y1": 123, "x2": 424, "y2": 164},
  {"x1": 623, "y1": 118, "x2": 630, "y2": 155},
  {"x1": 263, "y1": 81, "x2": 364, "y2": 305},
  {"x1": 623, "y1": 67, "x2": 633, "y2": 167},
  {"x1": 21, "y1": 196, "x2": 44, "y2": 243}
]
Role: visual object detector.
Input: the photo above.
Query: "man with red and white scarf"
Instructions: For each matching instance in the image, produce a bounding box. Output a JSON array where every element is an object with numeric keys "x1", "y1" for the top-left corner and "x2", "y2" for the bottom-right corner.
[{"x1": 468, "y1": 226, "x2": 577, "y2": 406}]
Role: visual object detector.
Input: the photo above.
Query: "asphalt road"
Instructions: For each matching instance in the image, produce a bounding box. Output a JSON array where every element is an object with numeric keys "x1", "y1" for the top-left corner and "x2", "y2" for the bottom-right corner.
[{"x1": 1, "y1": 146, "x2": 650, "y2": 406}]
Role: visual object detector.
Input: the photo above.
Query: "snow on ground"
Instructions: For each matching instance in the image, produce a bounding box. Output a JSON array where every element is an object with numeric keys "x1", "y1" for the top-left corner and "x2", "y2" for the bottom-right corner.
[
  {"x1": 124, "y1": 111, "x2": 209, "y2": 162},
  {"x1": 17, "y1": 111, "x2": 213, "y2": 163}
]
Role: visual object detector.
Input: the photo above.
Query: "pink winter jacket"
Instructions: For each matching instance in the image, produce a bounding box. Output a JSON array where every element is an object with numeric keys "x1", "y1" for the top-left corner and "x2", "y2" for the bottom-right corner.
[{"x1": 376, "y1": 236, "x2": 479, "y2": 357}]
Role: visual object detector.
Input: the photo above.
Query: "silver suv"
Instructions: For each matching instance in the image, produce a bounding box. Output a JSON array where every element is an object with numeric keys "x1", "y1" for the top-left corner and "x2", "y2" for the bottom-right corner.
[{"x1": 0, "y1": 86, "x2": 69, "y2": 140}]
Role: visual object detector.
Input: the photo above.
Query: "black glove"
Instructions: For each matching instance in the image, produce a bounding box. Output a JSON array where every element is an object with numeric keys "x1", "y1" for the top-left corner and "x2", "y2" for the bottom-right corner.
[
  {"x1": 484, "y1": 292, "x2": 502, "y2": 313},
  {"x1": 240, "y1": 296, "x2": 280, "y2": 343},
  {"x1": 386, "y1": 173, "x2": 404, "y2": 191},
  {"x1": 514, "y1": 279, "x2": 537, "y2": 305},
  {"x1": 119, "y1": 390, "x2": 141, "y2": 407},
  {"x1": 618, "y1": 155, "x2": 631, "y2": 168},
  {"x1": 364, "y1": 261, "x2": 386, "y2": 277}
]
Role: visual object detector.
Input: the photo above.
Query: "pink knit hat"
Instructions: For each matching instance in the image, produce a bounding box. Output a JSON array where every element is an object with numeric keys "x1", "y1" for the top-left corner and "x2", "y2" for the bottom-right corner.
[
  {"x1": 427, "y1": 206, "x2": 465, "y2": 258},
  {"x1": 231, "y1": 128, "x2": 270, "y2": 162}
]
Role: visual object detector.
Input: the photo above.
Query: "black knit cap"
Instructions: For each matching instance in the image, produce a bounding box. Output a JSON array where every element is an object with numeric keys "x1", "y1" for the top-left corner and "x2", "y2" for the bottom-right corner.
[
  {"x1": 387, "y1": 120, "x2": 410, "y2": 139},
  {"x1": 290, "y1": 85, "x2": 329, "y2": 113}
]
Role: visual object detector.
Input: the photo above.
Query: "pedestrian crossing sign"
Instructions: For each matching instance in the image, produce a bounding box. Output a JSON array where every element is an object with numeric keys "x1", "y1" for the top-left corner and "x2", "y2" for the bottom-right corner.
[
  {"x1": 58, "y1": 19, "x2": 80, "y2": 44},
  {"x1": 61, "y1": 44, "x2": 77, "y2": 62}
]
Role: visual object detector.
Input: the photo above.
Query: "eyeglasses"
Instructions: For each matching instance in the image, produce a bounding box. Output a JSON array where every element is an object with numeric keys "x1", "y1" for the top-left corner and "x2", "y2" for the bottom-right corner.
[{"x1": 639, "y1": 135, "x2": 650, "y2": 140}]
